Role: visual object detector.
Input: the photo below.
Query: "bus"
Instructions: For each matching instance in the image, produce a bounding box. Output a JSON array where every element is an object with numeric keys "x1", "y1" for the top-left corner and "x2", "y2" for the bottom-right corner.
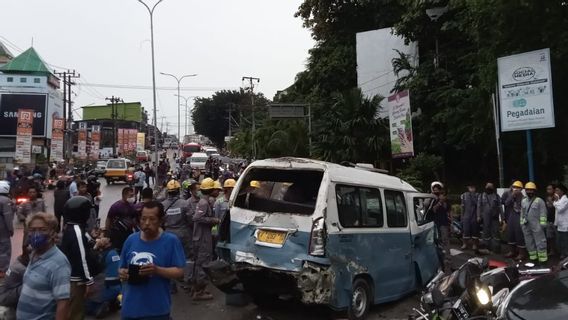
[{"x1": 182, "y1": 142, "x2": 202, "y2": 158}]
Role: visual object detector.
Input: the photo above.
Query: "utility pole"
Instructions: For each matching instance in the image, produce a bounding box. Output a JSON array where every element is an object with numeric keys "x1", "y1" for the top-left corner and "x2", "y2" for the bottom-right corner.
[
  {"x1": 242, "y1": 76, "x2": 259, "y2": 159},
  {"x1": 54, "y1": 70, "x2": 80, "y2": 160},
  {"x1": 160, "y1": 116, "x2": 166, "y2": 133},
  {"x1": 106, "y1": 96, "x2": 123, "y2": 157}
]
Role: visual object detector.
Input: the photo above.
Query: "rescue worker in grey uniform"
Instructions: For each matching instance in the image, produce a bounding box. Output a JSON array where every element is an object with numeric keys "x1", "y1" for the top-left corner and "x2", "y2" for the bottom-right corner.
[
  {"x1": 161, "y1": 180, "x2": 193, "y2": 287},
  {"x1": 477, "y1": 182, "x2": 503, "y2": 254},
  {"x1": 213, "y1": 179, "x2": 235, "y2": 258},
  {"x1": 502, "y1": 181, "x2": 527, "y2": 260},
  {"x1": 192, "y1": 178, "x2": 220, "y2": 301},
  {"x1": 0, "y1": 181, "x2": 14, "y2": 277},
  {"x1": 521, "y1": 182, "x2": 548, "y2": 265},
  {"x1": 460, "y1": 184, "x2": 479, "y2": 251},
  {"x1": 185, "y1": 179, "x2": 200, "y2": 285}
]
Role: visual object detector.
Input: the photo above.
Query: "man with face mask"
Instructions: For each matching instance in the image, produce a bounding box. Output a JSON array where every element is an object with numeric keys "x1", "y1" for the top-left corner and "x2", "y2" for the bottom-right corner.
[
  {"x1": 477, "y1": 182, "x2": 504, "y2": 254},
  {"x1": 460, "y1": 184, "x2": 479, "y2": 251},
  {"x1": 17, "y1": 213, "x2": 71, "y2": 320},
  {"x1": 105, "y1": 187, "x2": 137, "y2": 254},
  {"x1": 521, "y1": 182, "x2": 548, "y2": 265},
  {"x1": 501, "y1": 181, "x2": 527, "y2": 260}
]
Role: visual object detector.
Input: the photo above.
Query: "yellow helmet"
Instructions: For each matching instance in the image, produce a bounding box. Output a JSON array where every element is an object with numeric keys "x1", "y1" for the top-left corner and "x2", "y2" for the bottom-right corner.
[
  {"x1": 200, "y1": 178, "x2": 215, "y2": 190},
  {"x1": 166, "y1": 180, "x2": 181, "y2": 191},
  {"x1": 250, "y1": 180, "x2": 261, "y2": 188},
  {"x1": 213, "y1": 180, "x2": 223, "y2": 190},
  {"x1": 512, "y1": 180, "x2": 523, "y2": 189},
  {"x1": 524, "y1": 182, "x2": 537, "y2": 190},
  {"x1": 223, "y1": 179, "x2": 236, "y2": 188}
]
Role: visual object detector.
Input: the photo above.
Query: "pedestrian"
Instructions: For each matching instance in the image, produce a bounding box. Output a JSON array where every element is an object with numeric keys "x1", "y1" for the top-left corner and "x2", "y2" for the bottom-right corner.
[
  {"x1": 87, "y1": 175, "x2": 102, "y2": 218},
  {"x1": 477, "y1": 182, "x2": 503, "y2": 254},
  {"x1": 0, "y1": 245, "x2": 29, "y2": 320},
  {"x1": 134, "y1": 187, "x2": 155, "y2": 217},
  {"x1": 553, "y1": 184, "x2": 568, "y2": 259},
  {"x1": 69, "y1": 175, "x2": 79, "y2": 197},
  {"x1": 118, "y1": 201, "x2": 186, "y2": 320},
  {"x1": 16, "y1": 213, "x2": 71, "y2": 320},
  {"x1": 545, "y1": 184, "x2": 558, "y2": 256},
  {"x1": 192, "y1": 178, "x2": 221, "y2": 300},
  {"x1": 460, "y1": 184, "x2": 479, "y2": 251},
  {"x1": 213, "y1": 179, "x2": 235, "y2": 257},
  {"x1": 521, "y1": 182, "x2": 548, "y2": 265},
  {"x1": 431, "y1": 182, "x2": 451, "y2": 273},
  {"x1": 53, "y1": 180, "x2": 70, "y2": 231},
  {"x1": 502, "y1": 181, "x2": 527, "y2": 260},
  {"x1": 161, "y1": 180, "x2": 193, "y2": 293},
  {"x1": 0, "y1": 181, "x2": 14, "y2": 278},
  {"x1": 60, "y1": 196, "x2": 101, "y2": 320},
  {"x1": 133, "y1": 167, "x2": 146, "y2": 203},
  {"x1": 85, "y1": 236, "x2": 121, "y2": 318},
  {"x1": 76, "y1": 181, "x2": 98, "y2": 233},
  {"x1": 16, "y1": 186, "x2": 46, "y2": 222},
  {"x1": 144, "y1": 163, "x2": 152, "y2": 188},
  {"x1": 105, "y1": 187, "x2": 137, "y2": 254}
]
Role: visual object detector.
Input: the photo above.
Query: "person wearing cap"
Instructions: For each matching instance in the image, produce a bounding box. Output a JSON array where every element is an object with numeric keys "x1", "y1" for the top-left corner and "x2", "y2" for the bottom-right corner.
[
  {"x1": 477, "y1": 182, "x2": 503, "y2": 254},
  {"x1": 191, "y1": 178, "x2": 220, "y2": 301},
  {"x1": 501, "y1": 181, "x2": 527, "y2": 260},
  {"x1": 521, "y1": 182, "x2": 548, "y2": 265},
  {"x1": 161, "y1": 180, "x2": 193, "y2": 292},
  {"x1": 552, "y1": 184, "x2": 568, "y2": 259},
  {"x1": 460, "y1": 184, "x2": 479, "y2": 251}
]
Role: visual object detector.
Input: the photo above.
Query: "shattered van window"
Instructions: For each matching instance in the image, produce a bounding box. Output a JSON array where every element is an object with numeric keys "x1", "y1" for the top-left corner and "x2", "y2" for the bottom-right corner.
[{"x1": 235, "y1": 168, "x2": 323, "y2": 215}]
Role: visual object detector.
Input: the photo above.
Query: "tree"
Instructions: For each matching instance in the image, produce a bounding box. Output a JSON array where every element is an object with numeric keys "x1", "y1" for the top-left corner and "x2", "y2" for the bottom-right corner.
[{"x1": 312, "y1": 88, "x2": 389, "y2": 164}]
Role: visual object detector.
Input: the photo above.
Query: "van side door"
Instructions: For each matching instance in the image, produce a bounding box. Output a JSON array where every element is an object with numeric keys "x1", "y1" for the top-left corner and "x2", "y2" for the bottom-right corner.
[{"x1": 408, "y1": 193, "x2": 440, "y2": 286}]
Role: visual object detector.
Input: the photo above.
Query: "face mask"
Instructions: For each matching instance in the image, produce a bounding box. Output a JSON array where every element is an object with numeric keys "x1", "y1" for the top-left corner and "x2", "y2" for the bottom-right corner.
[
  {"x1": 28, "y1": 232, "x2": 49, "y2": 250},
  {"x1": 127, "y1": 197, "x2": 136, "y2": 204}
]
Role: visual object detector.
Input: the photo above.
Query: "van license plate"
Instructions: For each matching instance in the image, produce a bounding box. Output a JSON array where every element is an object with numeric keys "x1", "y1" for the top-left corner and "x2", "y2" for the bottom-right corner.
[{"x1": 257, "y1": 230, "x2": 287, "y2": 245}]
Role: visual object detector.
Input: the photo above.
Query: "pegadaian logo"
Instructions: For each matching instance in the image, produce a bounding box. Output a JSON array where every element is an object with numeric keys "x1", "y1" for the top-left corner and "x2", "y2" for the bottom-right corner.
[{"x1": 512, "y1": 67, "x2": 536, "y2": 82}]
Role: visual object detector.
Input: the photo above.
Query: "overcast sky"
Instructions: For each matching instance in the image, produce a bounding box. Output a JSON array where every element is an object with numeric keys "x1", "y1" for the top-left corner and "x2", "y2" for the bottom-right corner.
[{"x1": 0, "y1": 0, "x2": 313, "y2": 138}]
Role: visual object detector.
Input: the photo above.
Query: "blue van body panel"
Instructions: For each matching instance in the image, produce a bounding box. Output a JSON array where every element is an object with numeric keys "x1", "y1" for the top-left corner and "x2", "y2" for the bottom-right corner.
[{"x1": 411, "y1": 227, "x2": 439, "y2": 286}]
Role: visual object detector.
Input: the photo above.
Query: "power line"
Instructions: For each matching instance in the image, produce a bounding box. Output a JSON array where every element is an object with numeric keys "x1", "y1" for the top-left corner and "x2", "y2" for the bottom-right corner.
[
  {"x1": 77, "y1": 82, "x2": 236, "y2": 92},
  {"x1": 358, "y1": 70, "x2": 394, "y2": 86}
]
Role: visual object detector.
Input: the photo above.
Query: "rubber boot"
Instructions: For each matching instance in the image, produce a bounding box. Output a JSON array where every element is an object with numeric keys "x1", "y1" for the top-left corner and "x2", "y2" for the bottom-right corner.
[
  {"x1": 504, "y1": 245, "x2": 517, "y2": 258},
  {"x1": 515, "y1": 247, "x2": 528, "y2": 261},
  {"x1": 460, "y1": 239, "x2": 469, "y2": 250},
  {"x1": 472, "y1": 239, "x2": 479, "y2": 252}
]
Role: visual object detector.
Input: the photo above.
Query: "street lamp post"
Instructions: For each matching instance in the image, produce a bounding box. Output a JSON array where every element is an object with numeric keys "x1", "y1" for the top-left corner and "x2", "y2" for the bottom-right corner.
[
  {"x1": 137, "y1": 0, "x2": 164, "y2": 164},
  {"x1": 160, "y1": 72, "x2": 197, "y2": 142},
  {"x1": 174, "y1": 94, "x2": 194, "y2": 137}
]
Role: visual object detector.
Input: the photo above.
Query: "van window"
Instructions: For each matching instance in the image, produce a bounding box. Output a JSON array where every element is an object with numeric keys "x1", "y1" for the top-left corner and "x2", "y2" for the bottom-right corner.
[
  {"x1": 106, "y1": 160, "x2": 126, "y2": 169},
  {"x1": 234, "y1": 168, "x2": 323, "y2": 215},
  {"x1": 414, "y1": 197, "x2": 434, "y2": 226},
  {"x1": 336, "y1": 185, "x2": 383, "y2": 228},
  {"x1": 384, "y1": 190, "x2": 407, "y2": 228}
]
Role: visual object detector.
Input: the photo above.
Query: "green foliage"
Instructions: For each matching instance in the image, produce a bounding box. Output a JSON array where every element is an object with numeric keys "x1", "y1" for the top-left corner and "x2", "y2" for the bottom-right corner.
[{"x1": 396, "y1": 153, "x2": 444, "y2": 192}]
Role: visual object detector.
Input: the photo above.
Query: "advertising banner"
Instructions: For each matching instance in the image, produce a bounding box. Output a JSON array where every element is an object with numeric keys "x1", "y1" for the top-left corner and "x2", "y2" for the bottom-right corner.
[
  {"x1": 128, "y1": 129, "x2": 137, "y2": 152},
  {"x1": 136, "y1": 132, "x2": 145, "y2": 152},
  {"x1": 118, "y1": 128, "x2": 125, "y2": 155},
  {"x1": 78, "y1": 122, "x2": 87, "y2": 160},
  {"x1": 0, "y1": 94, "x2": 47, "y2": 137},
  {"x1": 388, "y1": 91, "x2": 414, "y2": 158},
  {"x1": 498, "y1": 48, "x2": 555, "y2": 131},
  {"x1": 91, "y1": 125, "x2": 101, "y2": 160},
  {"x1": 14, "y1": 109, "x2": 34, "y2": 163},
  {"x1": 49, "y1": 117, "x2": 64, "y2": 162}
]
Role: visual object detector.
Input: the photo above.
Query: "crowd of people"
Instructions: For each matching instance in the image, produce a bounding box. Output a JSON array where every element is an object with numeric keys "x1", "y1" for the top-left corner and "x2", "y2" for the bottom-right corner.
[
  {"x1": 429, "y1": 180, "x2": 568, "y2": 273},
  {"x1": 0, "y1": 156, "x2": 240, "y2": 320}
]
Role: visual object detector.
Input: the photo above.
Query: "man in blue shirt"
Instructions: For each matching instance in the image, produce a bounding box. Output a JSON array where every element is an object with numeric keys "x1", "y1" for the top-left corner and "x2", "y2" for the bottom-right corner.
[{"x1": 119, "y1": 201, "x2": 185, "y2": 320}]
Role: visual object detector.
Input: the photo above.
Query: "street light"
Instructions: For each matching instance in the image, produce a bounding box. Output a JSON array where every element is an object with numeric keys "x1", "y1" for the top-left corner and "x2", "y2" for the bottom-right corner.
[
  {"x1": 137, "y1": 0, "x2": 164, "y2": 163},
  {"x1": 426, "y1": 6, "x2": 448, "y2": 68},
  {"x1": 174, "y1": 94, "x2": 197, "y2": 136},
  {"x1": 160, "y1": 72, "x2": 197, "y2": 141}
]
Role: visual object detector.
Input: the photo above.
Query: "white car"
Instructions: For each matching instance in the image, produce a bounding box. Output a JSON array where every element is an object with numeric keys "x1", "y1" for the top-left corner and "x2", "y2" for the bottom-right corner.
[
  {"x1": 204, "y1": 148, "x2": 218, "y2": 157},
  {"x1": 188, "y1": 152, "x2": 208, "y2": 170}
]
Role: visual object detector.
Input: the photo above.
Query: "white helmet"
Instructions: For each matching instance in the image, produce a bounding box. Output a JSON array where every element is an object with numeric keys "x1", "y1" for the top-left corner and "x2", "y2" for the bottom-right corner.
[
  {"x1": 431, "y1": 181, "x2": 444, "y2": 191},
  {"x1": 0, "y1": 181, "x2": 10, "y2": 194}
]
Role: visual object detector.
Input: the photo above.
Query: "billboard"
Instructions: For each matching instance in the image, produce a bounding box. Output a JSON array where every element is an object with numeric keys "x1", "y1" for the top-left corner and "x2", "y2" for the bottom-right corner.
[
  {"x1": 269, "y1": 104, "x2": 306, "y2": 119},
  {"x1": 136, "y1": 132, "x2": 145, "y2": 152},
  {"x1": 0, "y1": 93, "x2": 47, "y2": 137},
  {"x1": 128, "y1": 129, "x2": 137, "y2": 152},
  {"x1": 78, "y1": 122, "x2": 87, "y2": 159},
  {"x1": 91, "y1": 125, "x2": 101, "y2": 160},
  {"x1": 356, "y1": 28, "x2": 418, "y2": 118},
  {"x1": 50, "y1": 117, "x2": 64, "y2": 162},
  {"x1": 15, "y1": 109, "x2": 34, "y2": 163},
  {"x1": 388, "y1": 91, "x2": 414, "y2": 158},
  {"x1": 498, "y1": 48, "x2": 555, "y2": 131},
  {"x1": 82, "y1": 103, "x2": 142, "y2": 122},
  {"x1": 118, "y1": 128, "x2": 125, "y2": 154}
]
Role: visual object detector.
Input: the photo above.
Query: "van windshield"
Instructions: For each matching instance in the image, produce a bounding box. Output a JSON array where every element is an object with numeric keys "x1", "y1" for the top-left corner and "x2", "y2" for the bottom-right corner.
[
  {"x1": 106, "y1": 160, "x2": 126, "y2": 169},
  {"x1": 235, "y1": 168, "x2": 323, "y2": 215}
]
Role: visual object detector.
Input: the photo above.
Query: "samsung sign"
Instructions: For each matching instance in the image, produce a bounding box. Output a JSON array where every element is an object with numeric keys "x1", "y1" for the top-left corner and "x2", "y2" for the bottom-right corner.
[
  {"x1": 0, "y1": 93, "x2": 47, "y2": 137},
  {"x1": 497, "y1": 49, "x2": 555, "y2": 131}
]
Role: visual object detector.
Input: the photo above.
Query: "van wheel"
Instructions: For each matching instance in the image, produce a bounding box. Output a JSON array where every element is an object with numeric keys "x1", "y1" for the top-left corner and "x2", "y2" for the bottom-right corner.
[{"x1": 348, "y1": 278, "x2": 372, "y2": 320}]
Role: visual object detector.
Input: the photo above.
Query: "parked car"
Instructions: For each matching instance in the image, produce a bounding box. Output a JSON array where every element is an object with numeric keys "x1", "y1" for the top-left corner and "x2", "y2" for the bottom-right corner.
[
  {"x1": 204, "y1": 147, "x2": 218, "y2": 157},
  {"x1": 188, "y1": 152, "x2": 208, "y2": 171},
  {"x1": 211, "y1": 158, "x2": 440, "y2": 319},
  {"x1": 136, "y1": 151, "x2": 149, "y2": 162}
]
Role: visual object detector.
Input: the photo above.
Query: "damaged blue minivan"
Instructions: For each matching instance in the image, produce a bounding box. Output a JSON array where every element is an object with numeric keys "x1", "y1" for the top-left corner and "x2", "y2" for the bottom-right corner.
[{"x1": 214, "y1": 158, "x2": 440, "y2": 319}]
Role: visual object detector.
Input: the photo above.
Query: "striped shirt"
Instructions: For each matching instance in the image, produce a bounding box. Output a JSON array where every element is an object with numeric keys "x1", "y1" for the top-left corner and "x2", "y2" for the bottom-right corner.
[{"x1": 16, "y1": 245, "x2": 71, "y2": 320}]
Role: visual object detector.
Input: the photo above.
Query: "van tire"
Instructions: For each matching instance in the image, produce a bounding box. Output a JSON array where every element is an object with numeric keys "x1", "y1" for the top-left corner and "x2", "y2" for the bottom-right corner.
[{"x1": 348, "y1": 278, "x2": 372, "y2": 320}]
